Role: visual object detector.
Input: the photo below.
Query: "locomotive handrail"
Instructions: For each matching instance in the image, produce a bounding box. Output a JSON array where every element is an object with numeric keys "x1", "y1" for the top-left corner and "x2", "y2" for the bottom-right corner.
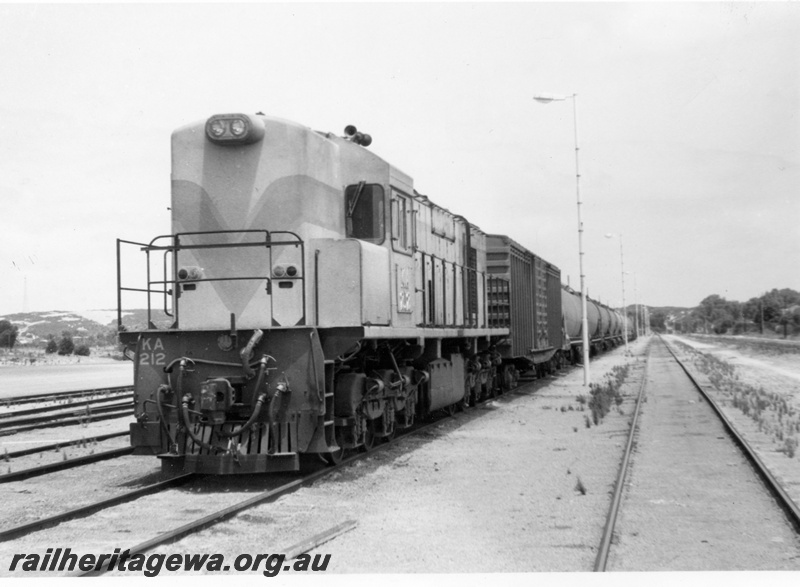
[
  {"x1": 141, "y1": 230, "x2": 304, "y2": 252},
  {"x1": 162, "y1": 250, "x2": 173, "y2": 318},
  {"x1": 117, "y1": 238, "x2": 171, "y2": 331},
  {"x1": 118, "y1": 230, "x2": 306, "y2": 332}
]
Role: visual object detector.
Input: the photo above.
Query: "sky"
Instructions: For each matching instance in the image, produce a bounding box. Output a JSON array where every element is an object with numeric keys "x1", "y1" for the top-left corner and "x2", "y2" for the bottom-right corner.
[{"x1": 1, "y1": 1, "x2": 798, "y2": 315}]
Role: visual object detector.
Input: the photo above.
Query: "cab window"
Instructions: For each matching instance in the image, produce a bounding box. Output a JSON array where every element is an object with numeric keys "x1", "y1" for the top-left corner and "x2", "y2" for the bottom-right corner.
[
  {"x1": 391, "y1": 193, "x2": 412, "y2": 253},
  {"x1": 345, "y1": 183, "x2": 385, "y2": 244}
]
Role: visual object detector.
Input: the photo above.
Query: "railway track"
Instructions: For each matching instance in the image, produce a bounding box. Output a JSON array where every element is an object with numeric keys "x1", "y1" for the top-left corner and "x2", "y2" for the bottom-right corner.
[
  {"x1": 0, "y1": 393, "x2": 134, "y2": 420},
  {"x1": 0, "y1": 445, "x2": 133, "y2": 484},
  {"x1": 1, "y1": 430, "x2": 128, "y2": 460},
  {"x1": 0, "y1": 408, "x2": 133, "y2": 436},
  {"x1": 0, "y1": 473, "x2": 195, "y2": 542},
  {"x1": 1, "y1": 372, "x2": 558, "y2": 578},
  {"x1": 0, "y1": 386, "x2": 133, "y2": 408},
  {"x1": 0, "y1": 386, "x2": 134, "y2": 483},
  {"x1": 0, "y1": 392, "x2": 133, "y2": 436},
  {"x1": 594, "y1": 335, "x2": 800, "y2": 571}
]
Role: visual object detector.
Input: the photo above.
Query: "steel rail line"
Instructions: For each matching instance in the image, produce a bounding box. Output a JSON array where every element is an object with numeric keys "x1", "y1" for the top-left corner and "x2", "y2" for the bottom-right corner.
[
  {"x1": 2, "y1": 430, "x2": 129, "y2": 459},
  {"x1": 0, "y1": 393, "x2": 134, "y2": 420},
  {"x1": 0, "y1": 446, "x2": 134, "y2": 484},
  {"x1": 0, "y1": 385, "x2": 133, "y2": 407},
  {"x1": 0, "y1": 401, "x2": 133, "y2": 428},
  {"x1": 593, "y1": 339, "x2": 651, "y2": 572},
  {"x1": 0, "y1": 408, "x2": 134, "y2": 436}
]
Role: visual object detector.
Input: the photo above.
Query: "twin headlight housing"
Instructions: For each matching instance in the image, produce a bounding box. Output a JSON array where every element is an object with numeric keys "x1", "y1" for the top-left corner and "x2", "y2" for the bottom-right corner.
[
  {"x1": 205, "y1": 114, "x2": 265, "y2": 145},
  {"x1": 272, "y1": 264, "x2": 298, "y2": 278}
]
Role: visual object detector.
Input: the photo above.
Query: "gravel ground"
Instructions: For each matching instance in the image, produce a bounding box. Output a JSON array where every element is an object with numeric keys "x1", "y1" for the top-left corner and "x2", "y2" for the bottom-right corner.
[
  {"x1": 0, "y1": 450, "x2": 167, "y2": 535},
  {"x1": 98, "y1": 338, "x2": 652, "y2": 576},
  {"x1": 607, "y1": 338, "x2": 800, "y2": 570}
]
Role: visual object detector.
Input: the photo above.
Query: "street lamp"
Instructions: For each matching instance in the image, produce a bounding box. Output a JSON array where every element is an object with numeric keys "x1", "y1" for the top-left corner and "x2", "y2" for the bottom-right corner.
[
  {"x1": 632, "y1": 271, "x2": 640, "y2": 338},
  {"x1": 604, "y1": 233, "x2": 628, "y2": 352},
  {"x1": 534, "y1": 92, "x2": 590, "y2": 385}
]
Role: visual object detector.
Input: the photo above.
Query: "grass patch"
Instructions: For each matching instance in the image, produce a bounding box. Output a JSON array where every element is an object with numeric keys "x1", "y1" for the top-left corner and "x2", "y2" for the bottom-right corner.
[{"x1": 675, "y1": 340, "x2": 799, "y2": 459}]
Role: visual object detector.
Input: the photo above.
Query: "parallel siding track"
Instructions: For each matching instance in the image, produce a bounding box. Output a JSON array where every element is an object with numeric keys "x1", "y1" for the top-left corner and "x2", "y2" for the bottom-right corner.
[{"x1": 594, "y1": 335, "x2": 800, "y2": 571}]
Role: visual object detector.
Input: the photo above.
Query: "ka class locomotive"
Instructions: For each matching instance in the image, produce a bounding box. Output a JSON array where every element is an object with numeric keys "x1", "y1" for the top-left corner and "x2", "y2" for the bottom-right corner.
[{"x1": 116, "y1": 112, "x2": 627, "y2": 475}]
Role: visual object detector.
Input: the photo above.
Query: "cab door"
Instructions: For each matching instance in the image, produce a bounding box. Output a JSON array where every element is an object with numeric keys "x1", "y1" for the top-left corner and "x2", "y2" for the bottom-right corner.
[{"x1": 390, "y1": 190, "x2": 415, "y2": 327}]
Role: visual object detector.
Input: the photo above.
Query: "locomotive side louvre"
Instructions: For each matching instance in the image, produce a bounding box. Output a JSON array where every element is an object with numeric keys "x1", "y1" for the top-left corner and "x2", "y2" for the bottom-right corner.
[
  {"x1": 409, "y1": 196, "x2": 485, "y2": 329},
  {"x1": 118, "y1": 113, "x2": 510, "y2": 474}
]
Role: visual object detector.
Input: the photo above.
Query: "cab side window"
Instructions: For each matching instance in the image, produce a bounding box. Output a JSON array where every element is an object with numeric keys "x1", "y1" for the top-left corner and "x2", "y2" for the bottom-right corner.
[
  {"x1": 391, "y1": 193, "x2": 412, "y2": 253},
  {"x1": 345, "y1": 183, "x2": 385, "y2": 244}
]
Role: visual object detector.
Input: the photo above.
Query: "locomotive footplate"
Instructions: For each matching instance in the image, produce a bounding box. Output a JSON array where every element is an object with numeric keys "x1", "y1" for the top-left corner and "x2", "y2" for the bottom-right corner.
[{"x1": 159, "y1": 452, "x2": 299, "y2": 475}]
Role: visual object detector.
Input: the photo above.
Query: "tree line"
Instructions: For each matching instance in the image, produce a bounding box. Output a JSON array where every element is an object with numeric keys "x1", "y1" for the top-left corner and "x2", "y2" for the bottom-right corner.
[
  {"x1": 668, "y1": 288, "x2": 800, "y2": 337},
  {"x1": 0, "y1": 321, "x2": 119, "y2": 355},
  {"x1": 44, "y1": 331, "x2": 92, "y2": 356}
]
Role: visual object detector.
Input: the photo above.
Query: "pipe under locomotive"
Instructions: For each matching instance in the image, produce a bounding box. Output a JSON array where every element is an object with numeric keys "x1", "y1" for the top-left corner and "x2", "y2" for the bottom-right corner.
[{"x1": 116, "y1": 113, "x2": 627, "y2": 474}]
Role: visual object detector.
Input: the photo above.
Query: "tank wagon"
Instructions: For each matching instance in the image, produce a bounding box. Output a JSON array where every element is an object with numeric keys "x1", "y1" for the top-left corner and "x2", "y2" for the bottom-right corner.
[
  {"x1": 117, "y1": 113, "x2": 629, "y2": 475},
  {"x1": 561, "y1": 286, "x2": 628, "y2": 355}
]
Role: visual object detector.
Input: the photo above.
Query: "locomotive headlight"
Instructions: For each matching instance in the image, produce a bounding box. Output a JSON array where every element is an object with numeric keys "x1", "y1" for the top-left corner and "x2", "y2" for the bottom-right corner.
[
  {"x1": 178, "y1": 266, "x2": 204, "y2": 281},
  {"x1": 273, "y1": 265, "x2": 298, "y2": 278},
  {"x1": 205, "y1": 113, "x2": 265, "y2": 145},
  {"x1": 230, "y1": 119, "x2": 246, "y2": 136},
  {"x1": 208, "y1": 120, "x2": 227, "y2": 138}
]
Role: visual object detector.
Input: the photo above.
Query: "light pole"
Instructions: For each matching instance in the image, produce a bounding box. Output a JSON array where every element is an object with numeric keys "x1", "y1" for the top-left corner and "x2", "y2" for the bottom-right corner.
[
  {"x1": 632, "y1": 271, "x2": 639, "y2": 338},
  {"x1": 604, "y1": 233, "x2": 628, "y2": 352},
  {"x1": 534, "y1": 92, "x2": 590, "y2": 385}
]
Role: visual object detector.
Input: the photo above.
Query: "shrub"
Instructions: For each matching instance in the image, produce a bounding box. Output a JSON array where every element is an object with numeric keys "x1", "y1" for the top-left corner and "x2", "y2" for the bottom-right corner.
[
  {"x1": 57, "y1": 335, "x2": 75, "y2": 356},
  {"x1": 785, "y1": 437, "x2": 797, "y2": 458},
  {"x1": 74, "y1": 345, "x2": 91, "y2": 357}
]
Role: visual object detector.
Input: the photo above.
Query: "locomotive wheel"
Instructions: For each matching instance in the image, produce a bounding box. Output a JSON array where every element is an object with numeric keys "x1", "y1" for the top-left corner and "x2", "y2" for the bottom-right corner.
[
  {"x1": 471, "y1": 383, "x2": 481, "y2": 406},
  {"x1": 487, "y1": 372, "x2": 498, "y2": 399},
  {"x1": 382, "y1": 416, "x2": 396, "y2": 442},
  {"x1": 459, "y1": 387, "x2": 471, "y2": 411},
  {"x1": 359, "y1": 424, "x2": 375, "y2": 453}
]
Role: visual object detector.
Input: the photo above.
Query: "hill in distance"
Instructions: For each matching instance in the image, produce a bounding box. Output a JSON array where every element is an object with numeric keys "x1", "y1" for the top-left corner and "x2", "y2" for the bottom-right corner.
[{"x1": 0, "y1": 310, "x2": 151, "y2": 346}]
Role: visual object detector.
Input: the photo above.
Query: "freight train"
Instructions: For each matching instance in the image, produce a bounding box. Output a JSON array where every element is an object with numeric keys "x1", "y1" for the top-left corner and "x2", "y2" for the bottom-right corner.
[{"x1": 116, "y1": 113, "x2": 630, "y2": 474}]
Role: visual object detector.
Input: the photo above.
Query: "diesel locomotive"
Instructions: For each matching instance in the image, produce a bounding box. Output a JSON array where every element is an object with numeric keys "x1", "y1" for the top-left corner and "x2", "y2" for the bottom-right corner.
[{"x1": 116, "y1": 113, "x2": 626, "y2": 474}]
